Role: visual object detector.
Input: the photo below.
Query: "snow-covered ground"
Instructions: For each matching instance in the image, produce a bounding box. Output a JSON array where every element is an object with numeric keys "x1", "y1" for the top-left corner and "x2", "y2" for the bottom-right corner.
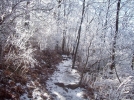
[
  {"x1": 20, "y1": 55, "x2": 88, "y2": 100},
  {"x1": 46, "y1": 55, "x2": 87, "y2": 100},
  {"x1": 20, "y1": 55, "x2": 134, "y2": 100},
  {"x1": 20, "y1": 81, "x2": 51, "y2": 100}
]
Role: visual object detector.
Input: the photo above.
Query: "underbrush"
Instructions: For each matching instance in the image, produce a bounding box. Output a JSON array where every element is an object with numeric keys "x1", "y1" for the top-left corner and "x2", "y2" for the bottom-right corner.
[{"x1": 0, "y1": 48, "x2": 62, "y2": 99}]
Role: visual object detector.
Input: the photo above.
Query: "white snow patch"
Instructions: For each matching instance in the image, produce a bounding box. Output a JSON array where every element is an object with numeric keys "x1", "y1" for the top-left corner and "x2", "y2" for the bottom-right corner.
[
  {"x1": 32, "y1": 88, "x2": 42, "y2": 100},
  {"x1": 46, "y1": 58, "x2": 87, "y2": 100},
  {"x1": 20, "y1": 93, "x2": 30, "y2": 100},
  {"x1": 20, "y1": 86, "x2": 50, "y2": 100},
  {"x1": 76, "y1": 91, "x2": 84, "y2": 97}
]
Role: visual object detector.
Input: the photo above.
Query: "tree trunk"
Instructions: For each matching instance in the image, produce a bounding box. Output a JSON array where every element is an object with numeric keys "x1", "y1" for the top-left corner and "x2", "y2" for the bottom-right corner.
[
  {"x1": 72, "y1": 0, "x2": 85, "y2": 69},
  {"x1": 62, "y1": 0, "x2": 67, "y2": 54},
  {"x1": 111, "y1": 0, "x2": 121, "y2": 83},
  {"x1": 62, "y1": 31, "x2": 66, "y2": 54},
  {"x1": 103, "y1": 0, "x2": 110, "y2": 43}
]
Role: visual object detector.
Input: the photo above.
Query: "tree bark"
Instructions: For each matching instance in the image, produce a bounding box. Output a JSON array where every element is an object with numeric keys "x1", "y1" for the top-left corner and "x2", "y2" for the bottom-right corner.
[
  {"x1": 72, "y1": 0, "x2": 85, "y2": 69},
  {"x1": 62, "y1": 0, "x2": 66, "y2": 54},
  {"x1": 111, "y1": 0, "x2": 121, "y2": 83}
]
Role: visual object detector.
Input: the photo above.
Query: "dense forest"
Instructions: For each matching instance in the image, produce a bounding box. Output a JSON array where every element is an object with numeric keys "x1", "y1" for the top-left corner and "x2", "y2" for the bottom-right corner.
[{"x1": 0, "y1": 0, "x2": 134, "y2": 100}]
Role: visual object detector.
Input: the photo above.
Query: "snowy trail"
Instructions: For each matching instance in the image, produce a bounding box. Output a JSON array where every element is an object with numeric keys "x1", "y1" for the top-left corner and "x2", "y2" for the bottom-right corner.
[{"x1": 46, "y1": 56, "x2": 87, "y2": 100}]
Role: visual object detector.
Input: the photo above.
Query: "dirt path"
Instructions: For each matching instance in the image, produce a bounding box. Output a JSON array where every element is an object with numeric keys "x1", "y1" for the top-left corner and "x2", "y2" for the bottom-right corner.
[{"x1": 46, "y1": 55, "x2": 88, "y2": 100}]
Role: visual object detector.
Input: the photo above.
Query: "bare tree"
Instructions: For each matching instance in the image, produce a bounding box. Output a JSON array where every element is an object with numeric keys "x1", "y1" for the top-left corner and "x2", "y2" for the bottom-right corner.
[
  {"x1": 111, "y1": 0, "x2": 121, "y2": 83},
  {"x1": 72, "y1": 0, "x2": 85, "y2": 69}
]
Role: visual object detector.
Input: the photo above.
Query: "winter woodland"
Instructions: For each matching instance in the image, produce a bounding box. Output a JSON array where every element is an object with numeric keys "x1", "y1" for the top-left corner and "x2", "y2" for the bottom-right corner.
[{"x1": 0, "y1": 0, "x2": 134, "y2": 100}]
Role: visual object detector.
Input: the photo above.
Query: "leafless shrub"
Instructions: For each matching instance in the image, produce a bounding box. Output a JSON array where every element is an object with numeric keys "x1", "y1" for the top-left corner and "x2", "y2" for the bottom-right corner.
[{"x1": 3, "y1": 33, "x2": 37, "y2": 75}]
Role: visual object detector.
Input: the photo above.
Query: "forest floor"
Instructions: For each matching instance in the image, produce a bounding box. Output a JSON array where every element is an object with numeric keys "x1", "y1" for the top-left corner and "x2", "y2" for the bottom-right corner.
[
  {"x1": 20, "y1": 55, "x2": 92, "y2": 100},
  {"x1": 1, "y1": 54, "x2": 134, "y2": 99},
  {"x1": 46, "y1": 55, "x2": 91, "y2": 100}
]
